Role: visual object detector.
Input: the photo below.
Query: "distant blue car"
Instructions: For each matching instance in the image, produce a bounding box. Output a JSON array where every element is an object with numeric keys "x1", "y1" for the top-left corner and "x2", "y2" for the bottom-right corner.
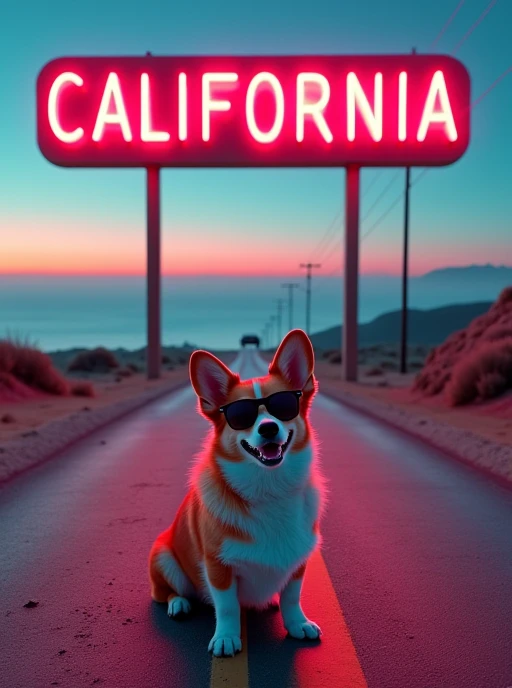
[{"x1": 240, "y1": 334, "x2": 260, "y2": 348}]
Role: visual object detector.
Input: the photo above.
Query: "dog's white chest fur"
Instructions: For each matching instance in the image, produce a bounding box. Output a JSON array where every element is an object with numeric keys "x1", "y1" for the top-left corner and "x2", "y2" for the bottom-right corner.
[{"x1": 219, "y1": 483, "x2": 320, "y2": 607}]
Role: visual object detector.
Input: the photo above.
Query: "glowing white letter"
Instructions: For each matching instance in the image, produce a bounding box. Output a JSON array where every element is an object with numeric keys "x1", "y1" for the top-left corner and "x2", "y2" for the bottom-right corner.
[
  {"x1": 178, "y1": 73, "x2": 187, "y2": 141},
  {"x1": 141, "y1": 73, "x2": 170, "y2": 142},
  {"x1": 296, "y1": 73, "x2": 333, "y2": 143},
  {"x1": 347, "y1": 72, "x2": 383, "y2": 142},
  {"x1": 48, "y1": 72, "x2": 84, "y2": 143},
  {"x1": 417, "y1": 70, "x2": 457, "y2": 142},
  {"x1": 246, "y1": 72, "x2": 284, "y2": 144},
  {"x1": 398, "y1": 72, "x2": 407, "y2": 141},
  {"x1": 202, "y1": 72, "x2": 238, "y2": 142},
  {"x1": 92, "y1": 72, "x2": 132, "y2": 142}
]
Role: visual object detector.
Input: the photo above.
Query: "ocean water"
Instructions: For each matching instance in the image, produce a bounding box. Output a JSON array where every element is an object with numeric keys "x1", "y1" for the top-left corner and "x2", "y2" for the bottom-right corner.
[{"x1": 0, "y1": 274, "x2": 507, "y2": 352}]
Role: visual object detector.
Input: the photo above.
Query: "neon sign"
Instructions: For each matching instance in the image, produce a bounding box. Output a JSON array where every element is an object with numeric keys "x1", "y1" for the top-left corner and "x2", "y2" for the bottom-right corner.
[{"x1": 37, "y1": 55, "x2": 470, "y2": 168}]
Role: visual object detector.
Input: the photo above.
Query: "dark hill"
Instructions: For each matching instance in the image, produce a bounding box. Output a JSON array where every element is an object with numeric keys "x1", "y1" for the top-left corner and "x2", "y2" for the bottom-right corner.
[
  {"x1": 421, "y1": 265, "x2": 512, "y2": 285},
  {"x1": 310, "y1": 302, "x2": 493, "y2": 350}
]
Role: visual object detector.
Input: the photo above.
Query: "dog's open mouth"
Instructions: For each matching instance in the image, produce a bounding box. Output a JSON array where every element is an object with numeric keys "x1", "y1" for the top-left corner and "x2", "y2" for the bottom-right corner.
[{"x1": 241, "y1": 430, "x2": 293, "y2": 467}]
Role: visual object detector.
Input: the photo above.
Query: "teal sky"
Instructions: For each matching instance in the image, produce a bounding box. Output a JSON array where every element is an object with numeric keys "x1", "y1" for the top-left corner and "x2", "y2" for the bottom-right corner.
[{"x1": 0, "y1": 0, "x2": 511, "y2": 277}]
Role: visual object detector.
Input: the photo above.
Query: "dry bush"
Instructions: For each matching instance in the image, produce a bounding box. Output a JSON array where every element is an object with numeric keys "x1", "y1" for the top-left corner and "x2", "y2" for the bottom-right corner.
[
  {"x1": 328, "y1": 351, "x2": 342, "y2": 364},
  {"x1": 497, "y1": 286, "x2": 512, "y2": 307},
  {"x1": 68, "y1": 347, "x2": 119, "y2": 373},
  {"x1": 0, "y1": 370, "x2": 17, "y2": 391},
  {"x1": 116, "y1": 367, "x2": 133, "y2": 378},
  {"x1": 483, "y1": 324, "x2": 512, "y2": 343},
  {"x1": 0, "y1": 341, "x2": 17, "y2": 374},
  {"x1": 413, "y1": 286, "x2": 512, "y2": 404},
  {"x1": 446, "y1": 339, "x2": 512, "y2": 406},
  {"x1": 0, "y1": 339, "x2": 69, "y2": 395},
  {"x1": 126, "y1": 362, "x2": 140, "y2": 373},
  {"x1": 366, "y1": 366, "x2": 384, "y2": 376},
  {"x1": 476, "y1": 371, "x2": 508, "y2": 400},
  {"x1": 71, "y1": 381, "x2": 95, "y2": 397}
]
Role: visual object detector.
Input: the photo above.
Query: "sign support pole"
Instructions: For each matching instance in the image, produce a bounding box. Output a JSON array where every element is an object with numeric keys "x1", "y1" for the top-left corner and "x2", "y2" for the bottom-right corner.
[
  {"x1": 146, "y1": 166, "x2": 161, "y2": 379},
  {"x1": 342, "y1": 165, "x2": 360, "y2": 382},
  {"x1": 400, "y1": 165, "x2": 411, "y2": 374}
]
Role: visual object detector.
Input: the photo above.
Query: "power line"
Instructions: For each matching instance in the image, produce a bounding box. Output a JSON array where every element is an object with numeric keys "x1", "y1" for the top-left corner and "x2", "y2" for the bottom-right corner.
[
  {"x1": 315, "y1": 1, "x2": 473, "y2": 269},
  {"x1": 471, "y1": 63, "x2": 512, "y2": 107},
  {"x1": 358, "y1": 66, "x2": 512, "y2": 243},
  {"x1": 361, "y1": 170, "x2": 382, "y2": 199},
  {"x1": 316, "y1": 226, "x2": 343, "y2": 263},
  {"x1": 274, "y1": 298, "x2": 284, "y2": 342},
  {"x1": 299, "y1": 263, "x2": 322, "y2": 335},
  {"x1": 281, "y1": 282, "x2": 300, "y2": 331},
  {"x1": 325, "y1": 61, "x2": 511, "y2": 276},
  {"x1": 431, "y1": 0, "x2": 467, "y2": 48},
  {"x1": 361, "y1": 191, "x2": 404, "y2": 242},
  {"x1": 319, "y1": 2, "x2": 501, "y2": 275},
  {"x1": 311, "y1": 209, "x2": 343, "y2": 261},
  {"x1": 360, "y1": 171, "x2": 402, "y2": 224},
  {"x1": 452, "y1": 0, "x2": 499, "y2": 54},
  {"x1": 358, "y1": 1, "x2": 498, "y2": 249}
]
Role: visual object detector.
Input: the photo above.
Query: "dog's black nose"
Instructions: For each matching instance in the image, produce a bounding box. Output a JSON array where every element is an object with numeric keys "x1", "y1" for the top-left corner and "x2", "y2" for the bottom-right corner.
[{"x1": 258, "y1": 420, "x2": 279, "y2": 439}]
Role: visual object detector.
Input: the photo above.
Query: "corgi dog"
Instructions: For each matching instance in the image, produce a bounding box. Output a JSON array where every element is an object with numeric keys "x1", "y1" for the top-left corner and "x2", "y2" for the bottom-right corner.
[{"x1": 148, "y1": 329, "x2": 326, "y2": 658}]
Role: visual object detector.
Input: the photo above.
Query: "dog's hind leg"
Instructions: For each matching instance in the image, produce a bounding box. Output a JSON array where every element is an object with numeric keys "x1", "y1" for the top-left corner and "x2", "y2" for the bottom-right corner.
[{"x1": 149, "y1": 546, "x2": 192, "y2": 617}]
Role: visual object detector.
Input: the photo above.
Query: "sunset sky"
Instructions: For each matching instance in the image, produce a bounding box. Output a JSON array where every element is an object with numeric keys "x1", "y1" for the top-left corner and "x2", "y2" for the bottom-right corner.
[{"x1": 1, "y1": 0, "x2": 511, "y2": 278}]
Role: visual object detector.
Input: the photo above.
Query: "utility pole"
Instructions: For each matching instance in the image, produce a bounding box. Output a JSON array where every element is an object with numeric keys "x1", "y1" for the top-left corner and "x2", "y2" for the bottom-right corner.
[
  {"x1": 400, "y1": 166, "x2": 411, "y2": 374},
  {"x1": 281, "y1": 282, "x2": 300, "y2": 332},
  {"x1": 274, "y1": 298, "x2": 284, "y2": 342},
  {"x1": 299, "y1": 263, "x2": 321, "y2": 337},
  {"x1": 400, "y1": 47, "x2": 416, "y2": 375},
  {"x1": 269, "y1": 315, "x2": 277, "y2": 349}
]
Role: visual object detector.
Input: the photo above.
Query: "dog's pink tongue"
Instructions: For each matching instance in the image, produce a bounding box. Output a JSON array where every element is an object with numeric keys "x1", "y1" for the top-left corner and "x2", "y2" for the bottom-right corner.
[{"x1": 261, "y1": 443, "x2": 281, "y2": 459}]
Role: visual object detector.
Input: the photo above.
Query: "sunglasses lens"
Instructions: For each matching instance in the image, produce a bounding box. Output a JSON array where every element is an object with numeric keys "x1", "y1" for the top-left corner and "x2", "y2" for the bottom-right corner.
[
  {"x1": 225, "y1": 399, "x2": 258, "y2": 430},
  {"x1": 266, "y1": 392, "x2": 299, "y2": 422}
]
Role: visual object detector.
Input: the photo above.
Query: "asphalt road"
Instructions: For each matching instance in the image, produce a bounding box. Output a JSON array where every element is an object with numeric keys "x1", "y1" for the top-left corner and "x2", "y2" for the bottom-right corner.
[{"x1": 1, "y1": 348, "x2": 512, "y2": 688}]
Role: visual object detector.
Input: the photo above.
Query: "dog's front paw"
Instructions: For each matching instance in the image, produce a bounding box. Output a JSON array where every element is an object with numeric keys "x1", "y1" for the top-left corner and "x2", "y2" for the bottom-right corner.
[
  {"x1": 286, "y1": 619, "x2": 322, "y2": 640},
  {"x1": 208, "y1": 634, "x2": 242, "y2": 657},
  {"x1": 167, "y1": 596, "x2": 191, "y2": 618}
]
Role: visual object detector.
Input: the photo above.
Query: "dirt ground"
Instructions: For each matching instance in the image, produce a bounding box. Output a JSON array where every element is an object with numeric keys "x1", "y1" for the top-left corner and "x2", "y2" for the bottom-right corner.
[
  {"x1": 314, "y1": 358, "x2": 512, "y2": 447},
  {"x1": 0, "y1": 350, "x2": 237, "y2": 444}
]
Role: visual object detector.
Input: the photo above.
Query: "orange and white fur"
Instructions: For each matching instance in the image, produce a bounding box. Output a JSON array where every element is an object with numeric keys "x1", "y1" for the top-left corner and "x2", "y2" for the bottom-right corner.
[{"x1": 148, "y1": 329, "x2": 326, "y2": 657}]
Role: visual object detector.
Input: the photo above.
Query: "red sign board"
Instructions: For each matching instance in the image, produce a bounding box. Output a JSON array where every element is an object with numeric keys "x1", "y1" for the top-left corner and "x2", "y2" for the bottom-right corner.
[{"x1": 37, "y1": 55, "x2": 470, "y2": 168}]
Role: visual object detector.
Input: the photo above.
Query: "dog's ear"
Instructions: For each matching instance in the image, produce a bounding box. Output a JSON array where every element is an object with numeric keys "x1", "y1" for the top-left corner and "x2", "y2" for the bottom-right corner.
[
  {"x1": 268, "y1": 329, "x2": 315, "y2": 390},
  {"x1": 189, "y1": 350, "x2": 240, "y2": 415}
]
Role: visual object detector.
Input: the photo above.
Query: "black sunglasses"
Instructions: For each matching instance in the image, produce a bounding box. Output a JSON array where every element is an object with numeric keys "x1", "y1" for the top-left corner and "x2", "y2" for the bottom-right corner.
[{"x1": 219, "y1": 390, "x2": 302, "y2": 431}]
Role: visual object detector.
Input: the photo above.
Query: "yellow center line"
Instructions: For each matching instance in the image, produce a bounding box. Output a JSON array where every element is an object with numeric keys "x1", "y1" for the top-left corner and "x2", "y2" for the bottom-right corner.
[
  {"x1": 210, "y1": 608, "x2": 249, "y2": 688},
  {"x1": 209, "y1": 549, "x2": 367, "y2": 688},
  {"x1": 295, "y1": 549, "x2": 368, "y2": 687}
]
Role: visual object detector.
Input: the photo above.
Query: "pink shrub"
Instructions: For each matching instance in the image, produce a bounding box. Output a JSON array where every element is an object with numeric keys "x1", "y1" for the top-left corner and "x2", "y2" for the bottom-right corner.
[
  {"x1": 446, "y1": 339, "x2": 512, "y2": 406},
  {"x1": 0, "y1": 340, "x2": 70, "y2": 395},
  {"x1": 413, "y1": 287, "x2": 512, "y2": 405},
  {"x1": 68, "y1": 347, "x2": 119, "y2": 373},
  {"x1": 71, "y1": 381, "x2": 95, "y2": 397},
  {"x1": 0, "y1": 338, "x2": 94, "y2": 398}
]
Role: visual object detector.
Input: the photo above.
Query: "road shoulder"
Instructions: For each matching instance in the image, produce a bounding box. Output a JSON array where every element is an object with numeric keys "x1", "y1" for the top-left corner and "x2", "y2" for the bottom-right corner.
[{"x1": 317, "y1": 375, "x2": 512, "y2": 487}]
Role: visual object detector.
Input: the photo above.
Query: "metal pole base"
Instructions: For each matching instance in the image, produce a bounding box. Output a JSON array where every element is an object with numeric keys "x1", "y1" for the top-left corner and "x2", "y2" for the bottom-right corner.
[
  {"x1": 147, "y1": 166, "x2": 161, "y2": 380},
  {"x1": 342, "y1": 166, "x2": 360, "y2": 382}
]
